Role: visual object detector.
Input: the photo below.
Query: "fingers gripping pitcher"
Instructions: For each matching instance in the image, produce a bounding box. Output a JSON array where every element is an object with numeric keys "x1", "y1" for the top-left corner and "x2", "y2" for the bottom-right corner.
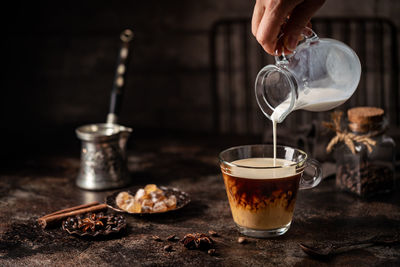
[{"x1": 255, "y1": 28, "x2": 361, "y2": 123}]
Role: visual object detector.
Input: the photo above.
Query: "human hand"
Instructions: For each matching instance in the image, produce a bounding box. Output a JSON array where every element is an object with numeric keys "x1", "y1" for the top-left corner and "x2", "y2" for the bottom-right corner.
[{"x1": 252, "y1": 0, "x2": 325, "y2": 55}]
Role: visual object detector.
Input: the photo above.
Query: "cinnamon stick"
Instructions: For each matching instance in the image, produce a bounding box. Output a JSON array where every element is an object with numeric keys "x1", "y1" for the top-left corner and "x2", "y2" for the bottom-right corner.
[
  {"x1": 41, "y1": 201, "x2": 100, "y2": 219},
  {"x1": 38, "y1": 203, "x2": 108, "y2": 229}
]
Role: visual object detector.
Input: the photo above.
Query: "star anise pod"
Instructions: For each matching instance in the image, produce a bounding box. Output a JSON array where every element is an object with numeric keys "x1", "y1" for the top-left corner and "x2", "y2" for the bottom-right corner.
[
  {"x1": 181, "y1": 233, "x2": 213, "y2": 250},
  {"x1": 79, "y1": 213, "x2": 105, "y2": 232}
]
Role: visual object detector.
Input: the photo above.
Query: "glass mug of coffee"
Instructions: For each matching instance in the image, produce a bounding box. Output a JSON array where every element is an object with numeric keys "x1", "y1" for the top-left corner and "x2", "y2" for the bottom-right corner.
[{"x1": 219, "y1": 144, "x2": 322, "y2": 238}]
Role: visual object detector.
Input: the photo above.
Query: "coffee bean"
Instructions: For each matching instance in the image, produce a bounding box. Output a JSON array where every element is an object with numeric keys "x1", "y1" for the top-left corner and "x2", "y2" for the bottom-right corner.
[
  {"x1": 167, "y1": 234, "x2": 177, "y2": 241},
  {"x1": 337, "y1": 161, "x2": 394, "y2": 197},
  {"x1": 164, "y1": 245, "x2": 173, "y2": 252},
  {"x1": 238, "y1": 237, "x2": 246, "y2": 244},
  {"x1": 208, "y1": 249, "x2": 216, "y2": 256},
  {"x1": 152, "y1": 235, "x2": 162, "y2": 242},
  {"x1": 208, "y1": 230, "x2": 218, "y2": 237}
]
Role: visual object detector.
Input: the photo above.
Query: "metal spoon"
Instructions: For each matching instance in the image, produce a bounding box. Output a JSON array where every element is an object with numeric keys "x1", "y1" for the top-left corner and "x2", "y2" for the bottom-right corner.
[{"x1": 299, "y1": 235, "x2": 400, "y2": 259}]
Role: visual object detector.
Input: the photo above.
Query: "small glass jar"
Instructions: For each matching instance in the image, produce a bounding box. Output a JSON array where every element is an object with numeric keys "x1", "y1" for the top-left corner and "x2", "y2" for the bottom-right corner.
[{"x1": 335, "y1": 107, "x2": 396, "y2": 197}]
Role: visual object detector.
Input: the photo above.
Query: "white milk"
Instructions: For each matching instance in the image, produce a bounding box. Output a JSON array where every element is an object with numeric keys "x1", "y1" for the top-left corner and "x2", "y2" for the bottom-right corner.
[
  {"x1": 271, "y1": 88, "x2": 349, "y2": 121},
  {"x1": 272, "y1": 122, "x2": 277, "y2": 166},
  {"x1": 229, "y1": 158, "x2": 297, "y2": 179},
  {"x1": 270, "y1": 88, "x2": 348, "y2": 165}
]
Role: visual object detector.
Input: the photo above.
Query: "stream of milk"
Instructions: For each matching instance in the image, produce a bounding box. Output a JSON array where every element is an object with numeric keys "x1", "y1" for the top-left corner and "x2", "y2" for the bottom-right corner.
[{"x1": 270, "y1": 88, "x2": 349, "y2": 166}]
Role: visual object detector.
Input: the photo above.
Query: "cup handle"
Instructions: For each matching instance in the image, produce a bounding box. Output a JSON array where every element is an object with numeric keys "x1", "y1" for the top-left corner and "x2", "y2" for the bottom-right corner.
[{"x1": 299, "y1": 158, "x2": 322, "y2": 190}]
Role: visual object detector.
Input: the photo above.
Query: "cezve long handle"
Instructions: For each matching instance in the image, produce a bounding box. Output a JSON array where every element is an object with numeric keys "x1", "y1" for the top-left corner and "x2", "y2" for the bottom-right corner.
[{"x1": 107, "y1": 29, "x2": 134, "y2": 124}]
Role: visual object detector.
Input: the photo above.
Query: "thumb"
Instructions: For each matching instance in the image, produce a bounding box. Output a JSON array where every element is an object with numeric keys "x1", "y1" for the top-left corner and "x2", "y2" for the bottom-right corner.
[{"x1": 282, "y1": 0, "x2": 325, "y2": 51}]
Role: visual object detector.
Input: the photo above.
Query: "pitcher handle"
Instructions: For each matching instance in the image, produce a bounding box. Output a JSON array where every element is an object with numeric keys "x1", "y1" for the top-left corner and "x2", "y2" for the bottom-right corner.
[
  {"x1": 299, "y1": 158, "x2": 322, "y2": 190},
  {"x1": 275, "y1": 27, "x2": 319, "y2": 64}
]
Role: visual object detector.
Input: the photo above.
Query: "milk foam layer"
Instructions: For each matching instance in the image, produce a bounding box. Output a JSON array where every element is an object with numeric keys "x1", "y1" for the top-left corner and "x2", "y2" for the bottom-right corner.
[
  {"x1": 271, "y1": 87, "x2": 349, "y2": 122},
  {"x1": 228, "y1": 158, "x2": 297, "y2": 179}
]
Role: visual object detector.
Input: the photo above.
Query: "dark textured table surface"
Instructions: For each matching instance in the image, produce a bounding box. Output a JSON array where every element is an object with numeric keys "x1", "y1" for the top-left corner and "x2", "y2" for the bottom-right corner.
[{"x1": 1, "y1": 135, "x2": 399, "y2": 266}]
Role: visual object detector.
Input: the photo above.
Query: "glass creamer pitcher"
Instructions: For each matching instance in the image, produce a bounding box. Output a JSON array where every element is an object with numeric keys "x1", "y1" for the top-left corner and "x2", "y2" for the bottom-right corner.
[{"x1": 255, "y1": 28, "x2": 361, "y2": 123}]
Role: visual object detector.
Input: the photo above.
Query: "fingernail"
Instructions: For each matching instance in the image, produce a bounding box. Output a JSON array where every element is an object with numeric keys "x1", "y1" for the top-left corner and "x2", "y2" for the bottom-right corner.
[{"x1": 284, "y1": 35, "x2": 298, "y2": 51}]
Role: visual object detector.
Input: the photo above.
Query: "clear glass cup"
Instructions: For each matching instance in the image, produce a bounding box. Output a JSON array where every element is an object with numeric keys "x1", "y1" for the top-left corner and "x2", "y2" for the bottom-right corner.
[{"x1": 219, "y1": 144, "x2": 322, "y2": 238}]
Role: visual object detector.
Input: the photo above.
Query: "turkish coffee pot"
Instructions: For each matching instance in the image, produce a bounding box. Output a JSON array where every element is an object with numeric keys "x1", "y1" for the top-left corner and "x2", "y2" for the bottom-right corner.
[{"x1": 76, "y1": 29, "x2": 134, "y2": 190}]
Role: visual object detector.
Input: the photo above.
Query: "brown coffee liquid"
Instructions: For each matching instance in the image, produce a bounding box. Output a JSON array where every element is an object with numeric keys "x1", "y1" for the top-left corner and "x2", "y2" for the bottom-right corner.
[{"x1": 221, "y1": 158, "x2": 301, "y2": 230}]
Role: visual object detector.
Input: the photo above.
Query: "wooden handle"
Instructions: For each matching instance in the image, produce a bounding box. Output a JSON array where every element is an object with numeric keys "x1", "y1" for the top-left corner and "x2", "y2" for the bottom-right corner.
[{"x1": 108, "y1": 29, "x2": 134, "y2": 123}]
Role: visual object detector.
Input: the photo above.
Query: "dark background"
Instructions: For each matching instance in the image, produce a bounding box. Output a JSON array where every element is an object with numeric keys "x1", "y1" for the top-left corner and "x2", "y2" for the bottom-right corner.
[
  {"x1": 2, "y1": 0, "x2": 400, "y2": 158},
  {"x1": 3, "y1": 1, "x2": 236, "y2": 133}
]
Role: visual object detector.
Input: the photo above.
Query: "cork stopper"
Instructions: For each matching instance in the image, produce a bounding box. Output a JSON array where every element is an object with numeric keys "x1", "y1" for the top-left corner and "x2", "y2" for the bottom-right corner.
[{"x1": 347, "y1": 107, "x2": 384, "y2": 133}]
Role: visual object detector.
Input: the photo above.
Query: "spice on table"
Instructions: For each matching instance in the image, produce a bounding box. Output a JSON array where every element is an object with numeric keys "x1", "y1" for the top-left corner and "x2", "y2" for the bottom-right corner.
[
  {"x1": 79, "y1": 213, "x2": 105, "y2": 232},
  {"x1": 181, "y1": 233, "x2": 213, "y2": 250},
  {"x1": 38, "y1": 202, "x2": 108, "y2": 229},
  {"x1": 62, "y1": 213, "x2": 126, "y2": 236}
]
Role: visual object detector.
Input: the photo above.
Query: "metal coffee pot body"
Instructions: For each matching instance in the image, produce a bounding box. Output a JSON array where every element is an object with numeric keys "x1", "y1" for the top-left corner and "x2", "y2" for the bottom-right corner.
[{"x1": 76, "y1": 123, "x2": 132, "y2": 190}]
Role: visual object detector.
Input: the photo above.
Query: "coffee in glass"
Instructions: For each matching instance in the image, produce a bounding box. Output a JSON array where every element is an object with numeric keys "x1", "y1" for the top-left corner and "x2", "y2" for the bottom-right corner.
[{"x1": 219, "y1": 145, "x2": 321, "y2": 238}]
